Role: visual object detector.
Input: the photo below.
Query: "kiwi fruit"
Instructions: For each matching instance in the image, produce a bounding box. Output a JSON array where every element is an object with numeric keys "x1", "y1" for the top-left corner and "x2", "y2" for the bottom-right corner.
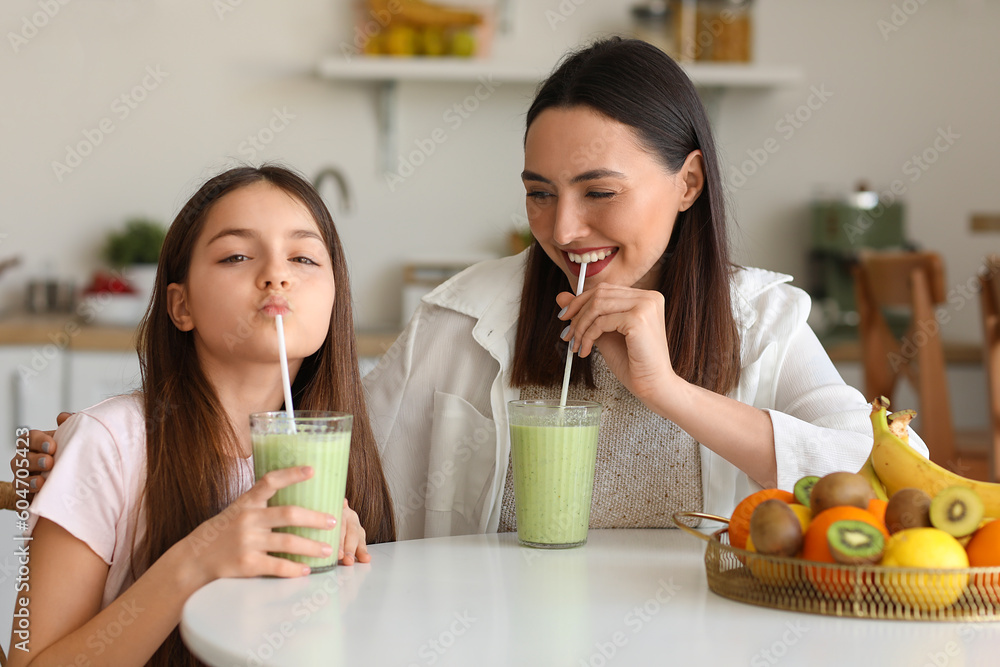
[
  {"x1": 749, "y1": 499, "x2": 803, "y2": 557},
  {"x1": 809, "y1": 471, "x2": 875, "y2": 516},
  {"x1": 929, "y1": 486, "x2": 985, "y2": 538},
  {"x1": 884, "y1": 488, "x2": 933, "y2": 534},
  {"x1": 827, "y1": 520, "x2": 885, "y2": 565},
  {"x1": 793, "y1": 475, "x2": 820, "y2": 508}
]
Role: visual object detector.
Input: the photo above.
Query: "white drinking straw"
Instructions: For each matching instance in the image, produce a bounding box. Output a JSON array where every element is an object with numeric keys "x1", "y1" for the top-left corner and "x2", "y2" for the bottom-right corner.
[
  {"x1": 275, "y1": 314, "x2": 296, "y2": 432},
  {"x1": 559, "y1": 261, "x2": 588, "y2": 407}
]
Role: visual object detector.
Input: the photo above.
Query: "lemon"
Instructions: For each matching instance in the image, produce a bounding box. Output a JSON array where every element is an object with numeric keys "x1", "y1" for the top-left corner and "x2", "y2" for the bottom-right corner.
[
  {"x1": 384, "y1": 25, "x2": 417, "y2": 57},
  {"x1": 879, "y1": 528, "x2": 969, "y2": 611},
  {"x1": 788, "y1": 503, "x2": 812, "y2": 532}
]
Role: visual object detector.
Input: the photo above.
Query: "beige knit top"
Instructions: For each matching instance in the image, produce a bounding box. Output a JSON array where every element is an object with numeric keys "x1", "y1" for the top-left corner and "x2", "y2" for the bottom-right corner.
[{"x1": 498, "y1": 350, "x2": 703, "y2": 531}]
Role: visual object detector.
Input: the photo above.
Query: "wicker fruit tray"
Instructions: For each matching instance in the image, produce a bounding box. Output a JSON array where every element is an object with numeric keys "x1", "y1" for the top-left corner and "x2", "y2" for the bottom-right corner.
[{"x1": 672, "y1": 512, "x2": 1000, "y2": 621}]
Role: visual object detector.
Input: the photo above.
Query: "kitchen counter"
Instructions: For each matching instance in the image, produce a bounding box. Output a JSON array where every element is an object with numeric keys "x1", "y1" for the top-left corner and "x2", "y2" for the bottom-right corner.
[
  {"x1": 1, "y1": 315, "x2": 982, "y2": 364},
  {"x1": 0, "y1": 315, "x2": 401, "y2": 357}
]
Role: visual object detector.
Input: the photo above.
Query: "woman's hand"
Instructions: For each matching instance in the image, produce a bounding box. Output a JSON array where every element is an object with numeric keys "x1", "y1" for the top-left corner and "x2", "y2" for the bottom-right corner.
[
  {"x1": 556, "y1": 283, "x2": 681, "y2": 406},
  {"x1": 339, "y1": 498, "x2": 370, "y2": 566},
  {"x1": 183, "y1": 466, "x2": 338, "y2": 581},
  {"x1": 11, "y1": 412, "x2": 72, "y2": 497}
]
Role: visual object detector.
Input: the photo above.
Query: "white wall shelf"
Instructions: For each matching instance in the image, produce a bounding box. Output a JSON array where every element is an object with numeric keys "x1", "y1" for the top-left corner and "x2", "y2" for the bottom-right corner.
[
  {"x1": 316, "y1": 56, "x2": 803, "y2": 171},
  {"x1": 317, "y1": 56, "x2": 801, "y2": 88}
]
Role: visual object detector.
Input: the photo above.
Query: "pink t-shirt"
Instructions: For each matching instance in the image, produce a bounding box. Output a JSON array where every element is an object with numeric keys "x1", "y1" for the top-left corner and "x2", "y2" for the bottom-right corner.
[{"x1": 28, "y1": 394, "x2": 254, "y2": 609}]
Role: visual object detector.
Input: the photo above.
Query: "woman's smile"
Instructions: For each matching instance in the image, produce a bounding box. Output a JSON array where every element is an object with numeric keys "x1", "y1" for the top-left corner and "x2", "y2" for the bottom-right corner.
[{"x1": 562, "y1": 247, "x2": 619, "y2": 277}]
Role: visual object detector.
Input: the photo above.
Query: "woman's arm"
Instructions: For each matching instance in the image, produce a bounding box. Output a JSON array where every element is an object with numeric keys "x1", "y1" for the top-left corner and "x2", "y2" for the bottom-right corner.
[
  {"x1": 556, "y1": 283, "x2": 778, "y2": 487},
  {"x1": 10, "y1": 466, "x2": 337, "y2": 667}
]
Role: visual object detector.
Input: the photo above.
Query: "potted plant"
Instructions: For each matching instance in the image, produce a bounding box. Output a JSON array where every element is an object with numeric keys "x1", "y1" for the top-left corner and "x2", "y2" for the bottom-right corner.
[{"x1": 90, "y1": 218, "x2": 166, "y2": 324}]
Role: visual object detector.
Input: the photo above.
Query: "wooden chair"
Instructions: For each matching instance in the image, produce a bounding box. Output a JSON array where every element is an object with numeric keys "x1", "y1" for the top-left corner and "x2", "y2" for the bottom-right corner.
[
  {"x1": 980, "y1": 255, "x2": 1000, "y2": 483},
  {"x1": 853, "y1": 251, "x2": 991, "y2": 480}
]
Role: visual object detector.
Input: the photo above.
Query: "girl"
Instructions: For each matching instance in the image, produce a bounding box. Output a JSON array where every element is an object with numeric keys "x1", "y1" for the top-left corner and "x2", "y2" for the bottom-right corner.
[
  {"x1": 363, "y1": 37, "x2": 929, "y2": 539},
  {"x1": 12, "y1": 165, "x2": 395, "y2": 666}
]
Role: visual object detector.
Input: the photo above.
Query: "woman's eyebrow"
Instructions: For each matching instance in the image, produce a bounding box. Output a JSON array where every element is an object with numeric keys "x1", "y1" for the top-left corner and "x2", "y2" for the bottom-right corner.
[
  {"x1": 570, "y1": 169, "x2": 626, "y2": 184},
  {"x1": 520, "y1": 169, "x2": 627, "y2": 184},
  {"x1": 521, "y1": 170, "x2": 551, "y2": 184}
]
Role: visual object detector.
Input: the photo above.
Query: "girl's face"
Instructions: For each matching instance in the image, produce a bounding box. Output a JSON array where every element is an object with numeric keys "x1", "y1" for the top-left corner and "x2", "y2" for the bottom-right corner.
[
  {"x1": 522, "y1": 106, "x2": 703, "y2": 291},
  {"x1": 167, "y1": 182, "x2": 335, "y2": 369}
]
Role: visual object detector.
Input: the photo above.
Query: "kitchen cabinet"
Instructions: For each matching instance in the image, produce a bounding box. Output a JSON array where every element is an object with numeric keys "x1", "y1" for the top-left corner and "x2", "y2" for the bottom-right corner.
[
  {"x1": 0, "y1": 346, "x2": 64, "y2": 461},
  {"x1": 66, "y1": 350, "x2": 141, "y2": 413}
]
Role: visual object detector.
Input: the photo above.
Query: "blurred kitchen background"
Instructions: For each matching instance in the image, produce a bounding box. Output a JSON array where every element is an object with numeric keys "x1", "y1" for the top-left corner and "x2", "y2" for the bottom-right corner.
[{"x1": 1, "y1": 2, "x2": 999, "y2": 449}]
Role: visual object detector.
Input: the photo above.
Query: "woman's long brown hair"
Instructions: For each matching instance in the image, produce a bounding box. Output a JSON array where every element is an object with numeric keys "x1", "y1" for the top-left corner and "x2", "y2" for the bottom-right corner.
[
  {"x1": 132, "y1": 165, "x2": 395, "y2": 666},
  {"x1": 512, "y1": 38, "x2": 741, "y2": 396}
]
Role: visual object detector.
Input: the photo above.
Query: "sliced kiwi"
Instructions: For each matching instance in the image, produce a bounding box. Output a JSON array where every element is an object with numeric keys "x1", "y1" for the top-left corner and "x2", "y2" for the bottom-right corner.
[
  {"x1": 827, "y1": 520, "x2": 885, "y2": 565},
  {"x1": 884, "y1": 488, "x2": 932, "y2": 535},
  {"x1": 810, "y1": 472, "x2": 875, "y2": 516},
  {"x1": 929, "y1": 486, "x2": 985, "y2": 538},
  {"x1": 793, "y1": 475, "x2": 820, "y2": 508},
  {"x1": 749, "y1": 499, "x2": 803, "y2": 557}
]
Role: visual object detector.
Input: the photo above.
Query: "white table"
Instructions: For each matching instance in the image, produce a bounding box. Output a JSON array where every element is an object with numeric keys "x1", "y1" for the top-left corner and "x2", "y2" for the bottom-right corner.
[{"x1": 181, "y1": 529, "x2": 1000, "y2": 666}]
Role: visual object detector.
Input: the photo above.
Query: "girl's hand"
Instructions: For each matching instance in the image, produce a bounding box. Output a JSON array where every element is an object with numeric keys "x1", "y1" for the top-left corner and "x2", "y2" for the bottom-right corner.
[
  {"x1": 11, "y1": 412, "x2": 72, "y2": 497},
  {"x1": 185, "y1": 466, "x2": 337, "y2": 581},
  {"x1": 339, "y1": 498, "x2": 370, "y2": 566},
  {"x1": 556, "y1": 283, "x2": 681, "y2": 405}
]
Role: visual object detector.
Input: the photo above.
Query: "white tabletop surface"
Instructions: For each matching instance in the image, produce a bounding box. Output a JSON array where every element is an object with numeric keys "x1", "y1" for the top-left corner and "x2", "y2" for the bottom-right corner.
[{"x1": 181, "y1": 529, "x2": 1000, "y2": 666}]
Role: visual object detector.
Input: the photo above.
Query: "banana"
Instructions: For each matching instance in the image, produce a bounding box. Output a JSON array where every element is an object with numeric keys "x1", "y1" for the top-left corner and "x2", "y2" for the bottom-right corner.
[
  {"x1": 370, "y1": 0, "x2": 484, "y2": 28},
  {"x1": 868, "y1": 396, "x2": 1000, "y2": 517},
  {"x1": 857, "y1": 452, "x2": 889, "y2": 501}
]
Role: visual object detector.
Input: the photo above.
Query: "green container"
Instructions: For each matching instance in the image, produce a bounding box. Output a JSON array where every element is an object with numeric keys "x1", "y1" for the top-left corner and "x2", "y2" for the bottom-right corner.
[{"x1": 811, "y1": 200, "x2": 905, "y2": 252}]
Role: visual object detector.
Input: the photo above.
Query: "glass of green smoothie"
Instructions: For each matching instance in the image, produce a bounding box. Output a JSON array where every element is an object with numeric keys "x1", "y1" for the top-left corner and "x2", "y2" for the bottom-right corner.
[
  {"x1": 507, "y1": 399, "x2": 602, "y2": 549},
  {"x1": 250, "y1": 411, "x2": 352, "y2": 573}
]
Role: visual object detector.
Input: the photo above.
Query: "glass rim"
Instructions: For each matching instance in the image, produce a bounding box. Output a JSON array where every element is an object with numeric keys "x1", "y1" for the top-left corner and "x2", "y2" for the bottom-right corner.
[
  {"x1": 250, "y1": 410, "x2": 353, "y2": 422},
  {"x1": 507, "y1": 399, "x2": 601, "y2": 409}
]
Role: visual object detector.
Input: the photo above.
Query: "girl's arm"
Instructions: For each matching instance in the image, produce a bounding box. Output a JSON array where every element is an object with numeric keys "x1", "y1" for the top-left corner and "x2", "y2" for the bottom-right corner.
[
  {"x1": 10, "y1": 466, "x2": 335, "y2": 667},
  {"x1": 556, "y1": 284, "x2": 778, "y2": 487}
]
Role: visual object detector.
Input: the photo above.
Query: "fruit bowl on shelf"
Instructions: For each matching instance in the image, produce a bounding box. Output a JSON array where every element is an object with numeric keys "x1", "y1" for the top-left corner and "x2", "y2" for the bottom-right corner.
[
  {"x1": 353, "y1": 0, "x2": 494, "y2": 58},
  {"x1": 673, "y1": 512, "x2": 1000, "y2": 621}
]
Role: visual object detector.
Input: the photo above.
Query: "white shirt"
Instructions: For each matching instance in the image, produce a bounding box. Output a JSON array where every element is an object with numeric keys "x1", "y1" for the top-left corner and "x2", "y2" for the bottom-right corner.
[{"x1": 364, "y1": 252, "x2": 929, "y2": 541}]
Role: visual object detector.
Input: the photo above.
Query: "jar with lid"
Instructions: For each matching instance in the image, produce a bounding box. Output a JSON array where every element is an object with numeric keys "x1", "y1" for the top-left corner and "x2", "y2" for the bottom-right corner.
[
  {"x1": 630, "y1": 2, "x2": 676, "y2": 58},
  {"x1": 694, "y1": 0, "x2": 753, "y2": 62}
]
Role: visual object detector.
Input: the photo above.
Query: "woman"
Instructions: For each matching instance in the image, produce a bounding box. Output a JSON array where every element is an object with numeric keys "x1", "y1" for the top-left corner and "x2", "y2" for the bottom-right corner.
[{"x1": 363, "y1": 37, "x2": 927, "y2": 540}]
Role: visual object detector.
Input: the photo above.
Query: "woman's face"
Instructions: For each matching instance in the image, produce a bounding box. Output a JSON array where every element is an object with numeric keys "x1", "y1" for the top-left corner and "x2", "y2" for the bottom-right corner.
[{"x1": 522, "y1": 106, "x2": 703, "y2": 291}]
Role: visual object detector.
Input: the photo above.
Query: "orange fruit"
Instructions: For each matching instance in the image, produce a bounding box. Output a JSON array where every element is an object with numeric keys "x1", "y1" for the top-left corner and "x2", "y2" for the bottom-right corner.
[
  {"x1": 966, "y1": 519, "x2": 1000, "y2": 603},
  {"x1": 728, "y1": 488, "x2": 796, "y2": 551},
  {"x1": 802, "y1": 506, "x2": 888, "y2": 598},
  {"x1": 967, "y1": 519, "x2": 1000, "y2": 566},
  {"x1": 867, "y1": 498, "x2": 888, "y2": 527}
]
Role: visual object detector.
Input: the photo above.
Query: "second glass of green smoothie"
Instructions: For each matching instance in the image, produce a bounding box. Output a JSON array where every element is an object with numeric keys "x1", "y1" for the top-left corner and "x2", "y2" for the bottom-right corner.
[
  {"x1": 507, "y1": 399, "x2": 602, "y2": 549},
  {"x1": 250, "y1": 411, "x2": 352, "y2": 573}
]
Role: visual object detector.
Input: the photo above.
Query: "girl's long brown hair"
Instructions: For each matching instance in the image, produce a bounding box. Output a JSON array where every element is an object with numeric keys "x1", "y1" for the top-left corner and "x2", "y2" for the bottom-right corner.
[
  {"x1": 512, "y1": 38, "x2": 741, "y2": 396},
  {"x1": 133, "y1": 165, "x2": 395, "y2": 666}
]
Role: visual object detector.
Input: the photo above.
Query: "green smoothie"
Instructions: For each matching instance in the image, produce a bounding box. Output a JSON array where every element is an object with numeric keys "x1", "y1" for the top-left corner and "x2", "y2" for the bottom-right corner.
[
  {"x1": 507, "y1": 400, "x2": 602, "y2": 549},
  {"x1": 251, "y1": 412, "x2": 351, "y2": 572}
]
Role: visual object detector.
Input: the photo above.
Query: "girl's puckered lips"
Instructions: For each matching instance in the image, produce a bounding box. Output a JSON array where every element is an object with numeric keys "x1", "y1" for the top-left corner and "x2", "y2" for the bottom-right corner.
[{"x1": 259, "y1": 295, "x2": 290, "y2": 317}]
